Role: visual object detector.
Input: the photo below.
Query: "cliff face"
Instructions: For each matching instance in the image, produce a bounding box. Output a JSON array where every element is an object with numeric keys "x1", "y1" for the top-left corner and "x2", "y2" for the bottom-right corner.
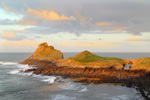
[{"x1": 26, "y1": 42, "x2": 63, "y2": 61}]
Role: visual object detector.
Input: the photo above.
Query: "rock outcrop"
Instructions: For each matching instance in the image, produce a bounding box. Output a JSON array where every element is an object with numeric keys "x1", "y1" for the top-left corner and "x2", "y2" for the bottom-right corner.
[{"x1": 24, "y1": 42, "x2": 63, "y2": 62}]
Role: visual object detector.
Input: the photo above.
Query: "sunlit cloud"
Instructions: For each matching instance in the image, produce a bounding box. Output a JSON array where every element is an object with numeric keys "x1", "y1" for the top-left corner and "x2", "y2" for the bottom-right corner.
[
  {"x1": 27, "y1": 8, "x2": 73, "y2": 21},
  {"x1": 0, "y1": 31, "x2": 27, "y2": 41},
  {"x1": 1, "y1": 31, "x2": 16, "y2": 39},
  {"x1": 2, "y1": 39, "x2": 37, "y2": 48},
  {"x1": 96, "y1": 22, "x2": 110, "y2": 27},
  {"x1": 127, "y1": 36, "x2": 143, "y2": 41}
]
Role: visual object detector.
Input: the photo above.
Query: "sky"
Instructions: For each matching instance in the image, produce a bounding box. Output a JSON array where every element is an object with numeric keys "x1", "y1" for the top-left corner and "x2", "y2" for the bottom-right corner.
[{"x1": 0, "y1": 0, "x2": 150, "y2": 52}]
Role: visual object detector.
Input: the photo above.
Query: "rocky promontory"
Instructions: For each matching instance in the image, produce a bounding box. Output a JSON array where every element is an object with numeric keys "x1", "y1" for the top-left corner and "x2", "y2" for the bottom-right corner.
[
  {"x1": 21, "y1": 42, "x2": 150, "y2": 100},
  {"x1": 22, "y1": 42, "x2": 63, "y2": 63}
]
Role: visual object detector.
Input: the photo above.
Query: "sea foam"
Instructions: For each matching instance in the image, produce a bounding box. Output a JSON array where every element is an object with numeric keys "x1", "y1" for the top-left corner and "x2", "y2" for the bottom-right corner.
[
  {"x1": 8, "y1": 63, "x2": 35, "y2": 75},
  {"x1": 58, "y1": 80, "x2": 88, "y2": 92},
  {"x1": 0, "y1": 62, "x2": 18, "y2": 65},
  {"x1": 5, "y1": 62, "x2": 57, "y2": 84},
  {"x1": 32, "y1": 74, "x2": 57, "y2": 84},
  {"x1": 50, "y1": 95, "x2": 76, "y2": 100}
]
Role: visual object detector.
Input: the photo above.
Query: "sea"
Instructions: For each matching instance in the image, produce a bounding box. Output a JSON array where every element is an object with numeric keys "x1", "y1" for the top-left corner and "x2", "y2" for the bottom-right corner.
[{"x1": 0, "y1": 52, "x2": 149, "y2": 100}]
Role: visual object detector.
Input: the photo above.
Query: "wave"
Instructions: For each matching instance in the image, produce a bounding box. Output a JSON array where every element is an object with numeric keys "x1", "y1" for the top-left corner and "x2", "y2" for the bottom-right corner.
[
  {"x1": 0, "y1": 62, "x2": 18, "y2": 65},
  {"x1": 79, "y1": 86, "x2": 88, "y2": 92},
  {"x1": 104, "y1": 95, "x2": 134, "y2": 100},
  {"x1": 58, "y1": 79, "x2": 88, "y2": 92},
  {"x1": 41, "y1": 76, "x2": 56, "y2": 84},
  {"x1": 50, "y1": 95, "x2": 76, "y2": 100},
  {"x1": 7, "y1": 63, "x2": 57, "y2": 84},
  {"x1": 8, "y1": 64, "x2": 36, "y2": 75},
  {"x1": 0, "y1": 61, "x2": 57, "y2": 84},
  {"x1": 32, "y1": 74, "x2": 57, "y2": 84}
]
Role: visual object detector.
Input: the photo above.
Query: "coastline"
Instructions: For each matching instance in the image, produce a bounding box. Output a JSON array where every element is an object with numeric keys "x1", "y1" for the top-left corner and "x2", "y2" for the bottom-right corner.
[
  {"x1": 19, "y1": 43, "x2": 150, "y2": 100},
  {"x1": 21, "y1": 59, "x2": 150, "y2": 100}
]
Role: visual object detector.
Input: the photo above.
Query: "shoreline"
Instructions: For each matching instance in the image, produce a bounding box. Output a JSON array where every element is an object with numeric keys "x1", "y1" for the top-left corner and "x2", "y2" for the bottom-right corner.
[{"x1": 21, "y1": 59, "x2": 150, "y2": 100}]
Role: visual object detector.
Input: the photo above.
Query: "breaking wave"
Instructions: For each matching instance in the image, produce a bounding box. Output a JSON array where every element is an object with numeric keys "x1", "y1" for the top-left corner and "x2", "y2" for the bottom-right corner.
[
  {"x1": 0, "y1": 61, "x2": 56, "y2": 84},
  {"x1": 0, "y1": 62, "x2": 18, "y2": 65}
]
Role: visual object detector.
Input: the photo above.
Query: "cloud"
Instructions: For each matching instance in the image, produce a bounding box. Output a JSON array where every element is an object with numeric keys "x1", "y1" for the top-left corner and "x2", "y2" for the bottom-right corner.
[
  {"x1": 96, "y1": 22, "x2": 110, "y2": 27},
  {"x1": 2, "y1": 2, "x2": 16, "y2": 13},
  {"x1": 60, "y1": 41, "x2": 122, "y2": 48},
  {"x1": 0, "y1": 19, "x2": 16, "y2": 25},
  {"x1": 1, "y1": 0, "x2": 150, "y2": 36},
  {"x1": 18, "y1": 17, "x2": 36, "y2": 26},
  {"x1": 27, "y1": 8, "x2": 73, "y2": 21},
  {"x1": 1, "y1": 31, "x2": 26, "y2": 41},
  {"x1": 97, "y1": 38, "x2": 102, "y2": 40},
  {"x1": 2, "y1": 39, "x2": 37, "y2": 48},
  {"x1": 127, "y1": 36, "x2": 150, "y2": 42},
  {"x1": 127, "y1": 36, "x2": 143, "y2": 41},
  {"x1": 77, "y1": 15, "x2": 88, "y2": 23},
  {"x1": 71, "y1": 38, "x2": 87, "y2": 41},
  {"x1": 1, "y1": 31, "x2": 16, "y2": 39},
  {"x1": 112, "y1": 26, "x2": 126, "y2": 32}
]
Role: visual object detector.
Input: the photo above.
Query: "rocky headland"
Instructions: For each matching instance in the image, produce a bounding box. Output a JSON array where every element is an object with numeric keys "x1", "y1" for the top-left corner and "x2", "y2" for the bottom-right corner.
[{"x1": 21, "y1": 42, "x2": 150, "y2": 100}]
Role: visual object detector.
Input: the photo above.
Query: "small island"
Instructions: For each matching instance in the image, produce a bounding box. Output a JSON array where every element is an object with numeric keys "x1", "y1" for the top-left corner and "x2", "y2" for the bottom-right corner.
[{"x1": 21, "y1": 42, "x2": 150, "y2": 100}]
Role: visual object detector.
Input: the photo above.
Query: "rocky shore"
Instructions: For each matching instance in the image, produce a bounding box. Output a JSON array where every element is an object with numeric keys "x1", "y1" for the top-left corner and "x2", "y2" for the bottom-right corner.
[{"x1": 21, "y1": 43, "x2": 150, "y2": 100}]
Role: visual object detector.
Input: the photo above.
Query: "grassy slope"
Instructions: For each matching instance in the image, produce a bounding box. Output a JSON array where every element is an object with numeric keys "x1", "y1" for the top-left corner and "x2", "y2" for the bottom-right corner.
[
  {"x1": 134, "y1": 57, "x2": 150, "y2": 69},
  {"x1": 71, "y1": 50, "x2": 122, "y2": 62}
]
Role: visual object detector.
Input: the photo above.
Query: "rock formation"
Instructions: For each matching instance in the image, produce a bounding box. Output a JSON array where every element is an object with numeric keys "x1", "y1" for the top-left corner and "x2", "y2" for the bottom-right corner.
[
  {"x1": 25, "y1": 42, "x2": 63, "y2": 61},
  {"x1": 22, "y1": 42, "x2": 150, "y2": 71}
]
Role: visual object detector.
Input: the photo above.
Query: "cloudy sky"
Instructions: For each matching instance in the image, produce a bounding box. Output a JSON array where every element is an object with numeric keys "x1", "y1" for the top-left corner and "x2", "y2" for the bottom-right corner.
[{"x1": 0, "y1": 0, "x2": 150, "y2": 52}]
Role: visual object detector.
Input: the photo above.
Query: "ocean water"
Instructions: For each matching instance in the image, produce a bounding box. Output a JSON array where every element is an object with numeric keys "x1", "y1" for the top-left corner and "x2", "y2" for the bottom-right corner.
[{"x1": 0, "y1": 53, "x2": 149, "y2": 100}]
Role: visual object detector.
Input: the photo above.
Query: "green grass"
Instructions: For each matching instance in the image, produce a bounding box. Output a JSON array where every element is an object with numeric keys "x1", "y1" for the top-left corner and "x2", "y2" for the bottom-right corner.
[{"x1": 71, "y1": 50, "x2": 122, "y2": 62}]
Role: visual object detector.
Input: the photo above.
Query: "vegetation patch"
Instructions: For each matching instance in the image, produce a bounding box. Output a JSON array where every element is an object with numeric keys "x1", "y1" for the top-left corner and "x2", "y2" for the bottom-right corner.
[{"x1": 71, "y1": 50, "x2": 122, "y2": 62}]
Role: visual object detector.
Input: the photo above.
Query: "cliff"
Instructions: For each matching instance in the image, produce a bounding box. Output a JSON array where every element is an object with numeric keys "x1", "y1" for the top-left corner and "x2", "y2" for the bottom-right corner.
[{"x1": 24, "y1": 42, "x2": 63, "y2": 62}]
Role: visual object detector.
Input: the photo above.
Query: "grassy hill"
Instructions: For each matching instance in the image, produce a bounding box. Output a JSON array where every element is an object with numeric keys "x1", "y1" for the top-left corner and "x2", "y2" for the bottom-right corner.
[{"x1": 71, "y1": 50, "x2": 122, "y2": 62}]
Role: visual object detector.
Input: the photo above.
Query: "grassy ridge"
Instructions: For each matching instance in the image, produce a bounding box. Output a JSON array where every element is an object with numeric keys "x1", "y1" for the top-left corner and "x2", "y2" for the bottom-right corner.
[{"x1": 71, "y1": 50, "x2": 122, "y2": 62}]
